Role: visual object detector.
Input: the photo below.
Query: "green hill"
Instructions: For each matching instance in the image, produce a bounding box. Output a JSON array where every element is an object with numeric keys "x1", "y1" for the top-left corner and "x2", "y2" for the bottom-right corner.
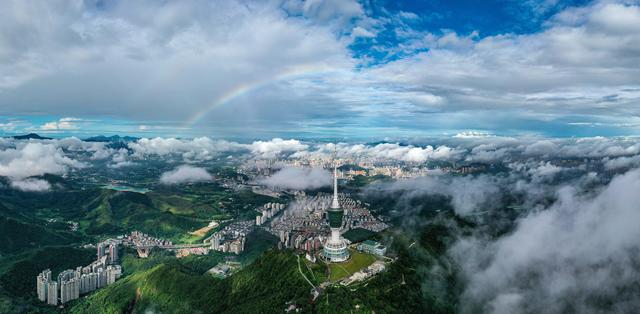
[
  {"x1": 0, "y1": 246, "x2": 95, "y2": 313},
  {"x1": 0, "y1": 187, "x2": 227, "y2": 243},
  {"x1": 0, "y1": 216, "x2": 83, "y2": 256},
  {"x1": 71, "y1": 250, "x2": 312, "y2": 314}
]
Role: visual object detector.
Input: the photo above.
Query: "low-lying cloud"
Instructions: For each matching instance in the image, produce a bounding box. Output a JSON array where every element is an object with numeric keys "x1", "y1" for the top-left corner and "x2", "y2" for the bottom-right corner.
[
  {"x1": 159, "y1": 165, "x2": 213, "y2": 185},
  {"x1": 257, "y1": 167, "x2": 331, "y2": 190},
  {"x1": 0, "y1": 142, "x2": 85, "y2": 191},
  {"x1": 0, "y1": 142, "x2": 84, "y2": 179},
  {"x1": 453, "y1": 168, "x2": 640, "y2": 313},
  {"x1": 367, "y1": 174, "x2": 504, "y2": 217},
  {"x1": 10, "y1": 178, "x2": 52, "y2": 192}
]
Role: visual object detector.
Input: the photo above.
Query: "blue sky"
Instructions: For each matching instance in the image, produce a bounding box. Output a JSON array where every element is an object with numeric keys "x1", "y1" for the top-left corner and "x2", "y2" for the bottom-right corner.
[{"x1": 1, "y1": 0, "x2": 639, "y2": 139}]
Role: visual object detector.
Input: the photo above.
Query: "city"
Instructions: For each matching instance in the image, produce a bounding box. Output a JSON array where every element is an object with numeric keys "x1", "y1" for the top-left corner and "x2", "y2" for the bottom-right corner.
[
  {"x1": 34, "y1": 161, "x2": 394, "y2": 308},
  {"x1": 1, "y1": 0, "x2": 639, "y2": 313}
]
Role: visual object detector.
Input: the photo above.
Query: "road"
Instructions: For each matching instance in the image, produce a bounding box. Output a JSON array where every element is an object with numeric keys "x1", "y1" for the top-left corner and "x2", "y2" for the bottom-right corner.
[{"x1": 296, "y1": 254, "x2": 316, "y2": 289}]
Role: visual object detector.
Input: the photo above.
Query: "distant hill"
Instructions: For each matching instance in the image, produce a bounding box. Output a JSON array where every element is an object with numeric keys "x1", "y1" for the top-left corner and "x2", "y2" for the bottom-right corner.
[
  {"x1": 11, "y1": 133, "x2": 52, "y2": 140},
  {"x1": 84, "y1": 135, "x2": 139, "y2": 143}
]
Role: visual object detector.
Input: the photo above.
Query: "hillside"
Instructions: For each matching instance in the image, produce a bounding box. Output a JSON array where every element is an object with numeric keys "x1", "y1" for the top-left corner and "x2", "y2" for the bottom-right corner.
[
  {"x1": 0, "y1": 247, "x2": 96, "y2": 313},
  {"x1": 71, "y1": 250, "x2": 311, "y2": 314},
  {"x1": 0, "y1": 185, "x2": 264, "y2": 244}
]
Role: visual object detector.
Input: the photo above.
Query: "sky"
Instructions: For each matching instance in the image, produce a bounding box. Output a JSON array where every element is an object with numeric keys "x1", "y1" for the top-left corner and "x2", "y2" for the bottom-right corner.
[{"x1": 1, "y1": 0, "x2": 640, "y2": 139}]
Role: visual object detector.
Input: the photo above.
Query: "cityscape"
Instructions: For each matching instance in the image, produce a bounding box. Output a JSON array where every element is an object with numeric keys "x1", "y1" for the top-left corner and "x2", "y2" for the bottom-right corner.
[
  {"x1": 32, "y1": 161, "x2": 394, "y2": 309},
  {"x1": 1, "y1": 0, "x2": 640, "y2": 313}
]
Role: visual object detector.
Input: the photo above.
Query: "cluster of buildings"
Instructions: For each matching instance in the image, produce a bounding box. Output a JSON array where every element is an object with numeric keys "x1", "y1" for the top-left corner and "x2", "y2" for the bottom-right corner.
[
  {"x1": 239, "y1": 155, "x2": 494, "y2": 188},
  {"x1": 265, "y1": 188, "x2": 387, "y2": 257},
  {"x1": 123, "y1": 230, "x2": 173, "y2": 248},
  {"x1": 97, "y1": 241, "x2": 119, "y2": 263},
  {"x1": 207, "y1": 220, "x2": 253, "y2": 254},
  {"x1": 262, "y1": 165, "x2": 364, "y2": 262},
  {"x1": 175, "y1": 247, "x2": 209, "y2": 258},
  {"x1": 268, "y1": 198, "x2": 328, "y2": 254},
  {"x1": 36, "y1": 242, "x2": 122, "y2": 306},
  {"x1": 255, "y1": 202, "x2": 285, "y2": 226},
  {"x1": 345, "y1": 207, "x2": 389, "y2": 232}
]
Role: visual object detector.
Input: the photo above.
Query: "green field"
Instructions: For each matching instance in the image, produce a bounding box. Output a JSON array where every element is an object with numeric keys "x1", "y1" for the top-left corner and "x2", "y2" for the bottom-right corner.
[{"x1": 328, "y1": 249, "x2": 377, "y2": 282}]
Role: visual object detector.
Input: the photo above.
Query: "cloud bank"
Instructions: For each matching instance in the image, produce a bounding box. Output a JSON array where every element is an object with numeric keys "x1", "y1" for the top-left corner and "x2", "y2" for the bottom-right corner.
[
  {"x1": 1, "y1": 1, "x2": 640, "y2": 136},
  {"x1": 454, "y1": 168, "x2": 640, "y2": 313},
  {"x1": 159, "y1": 165, "x2": 213, "y2": 185},
  {"x1": 258, "y1": 167, "x2": 331, "y2": 190},
  {"x1": 10, "y1": 178, "x2": 51, "y2": 192}
]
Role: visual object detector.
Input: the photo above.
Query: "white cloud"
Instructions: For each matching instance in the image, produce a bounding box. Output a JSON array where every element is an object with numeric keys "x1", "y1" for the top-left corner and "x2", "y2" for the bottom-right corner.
[
  {"x1": 0, "y1": 141, "x2": 85, "y2": 191},
  {"x1": 129, "y1": 137, "x2": 245, "y2": 160},
  {"x1": 294, "y1": 142, "x2": 463, "y2": 163},
  {"x1": 603, "y1": 154, "x2": 640, "y2": 170},
  {"x1": 0, "y1": 0, "x2": 355, "y2": 129},
  {"x1": 454, "y1": 131, "x2": 495, "y2": 138},
  {"x1": 0, "y1": 142, "x2": 84, "y2": 179},
  {"x1": 40, "y1": 117, "x2": 82, "y2": 130},
  {"x1": 362, "y1": 1, "x2": 640, "y2": 126},
  {"x1": 109, "y1": 148, "x2": 134, "y2": 168},
  {"x1": 351, "y1": 26, "x2": 376, "y2": 38},
  {"x1": 160, "y1": 165, "x2": 212, "y2": 185},
  {"x1": 249, "y1": 138, "x2": 309, "y2": 158},
  {"x1": 454, "y1": 168, "x2": 640, "y2": 313},
  {"x1": 257, "y1": 166, "x2": 331, "y2": 190},
  {"x1": 10, "y1": 178, "x2": 51, "y2": 192},
  {"x1": 284, "y1": 0, "x2": 364, "y2": 24},
  {"x1": 371, "y1": 175, "x2": 503, "y2": 216},
  {"x1": 55, "y1": 137, "x2": 112, "y2": 160},
  {"x1": 1, "y1": 1, "x2": 639, "y2": 135}
]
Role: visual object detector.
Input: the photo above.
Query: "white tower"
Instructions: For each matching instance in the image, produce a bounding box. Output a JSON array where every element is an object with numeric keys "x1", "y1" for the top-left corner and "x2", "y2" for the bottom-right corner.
[{"x1": 323, "y1": 160, "x2": 349, "y2": 262}]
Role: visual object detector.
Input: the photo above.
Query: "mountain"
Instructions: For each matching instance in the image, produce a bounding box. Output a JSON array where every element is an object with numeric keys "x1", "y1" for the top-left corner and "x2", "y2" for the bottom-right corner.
[
  {"x1": 10, "y1": 133, "x2": 52, "y2": 140},
  {"x1": 84, "y1": 135, "x2": 139, "y2": 143}
]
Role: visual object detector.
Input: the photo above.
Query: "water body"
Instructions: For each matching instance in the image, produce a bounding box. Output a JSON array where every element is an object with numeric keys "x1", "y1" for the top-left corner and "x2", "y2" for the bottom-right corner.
[{"x1": 102, "y1": 184, "x2": 151, "y2": 194}]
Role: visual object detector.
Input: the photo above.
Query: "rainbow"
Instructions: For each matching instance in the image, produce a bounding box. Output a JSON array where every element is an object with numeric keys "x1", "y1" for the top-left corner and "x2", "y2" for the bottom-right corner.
[{"x1": 185, "y1": 64, "x2": 336, "y2": 128}]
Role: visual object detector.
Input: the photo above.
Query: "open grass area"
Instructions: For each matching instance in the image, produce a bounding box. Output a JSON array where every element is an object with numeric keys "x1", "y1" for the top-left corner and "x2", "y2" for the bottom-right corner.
[{"x1": 328, "y1": 249, "x2": 376, "y2": 282}]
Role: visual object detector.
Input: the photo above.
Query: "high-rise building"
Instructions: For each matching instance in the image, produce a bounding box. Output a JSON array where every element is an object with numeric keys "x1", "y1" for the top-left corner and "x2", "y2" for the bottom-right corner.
[
  {"x1": 58, "y1": 269, "x2": 80, "y2": 304},
  {"x1": 109, "y1": 243, "x2": 118, "y2": 264},
  {"x1": 211, "y1": 234, "x2": 221, "y2": 251},
  {"x1": 323, "y1": 163, "x2": 350, "y2": 262},
  {"x1": 106, "y1": 265, "x2": 122, "y2": 284},
  {"x1": 47, "y1": 281, "x2": 58, "y2": 306},
  {"x1": 36, "y1": 269, "x2": 51, "y2": 302},
  {"x1": 97, "y1": 243, "x2": 105, "y2": 260},
  {"x1": 97, "y1": 268, "x2": 107, "y2": 288}
]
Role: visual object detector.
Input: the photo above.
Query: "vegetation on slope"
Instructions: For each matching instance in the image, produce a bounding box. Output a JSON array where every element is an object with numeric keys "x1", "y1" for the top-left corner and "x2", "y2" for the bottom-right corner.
[
  {"x1": 71, "y1": 250, "x2": 312, "y2": 314},
  {"x1": 0, "y1": 217, "x2": 83, "y2": 256},
  {"x1": 0, "y1": 247, "x2": 95, "y2": 313}
]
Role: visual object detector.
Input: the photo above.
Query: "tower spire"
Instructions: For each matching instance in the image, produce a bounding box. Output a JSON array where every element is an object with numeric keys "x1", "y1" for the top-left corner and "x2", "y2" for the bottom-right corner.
[
  {"x1": 331, "y1": 146, "x2": 339, "y2": 209},
  {"x1": 331, "y1": 163, "x2": 339, "y2": 209}
]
